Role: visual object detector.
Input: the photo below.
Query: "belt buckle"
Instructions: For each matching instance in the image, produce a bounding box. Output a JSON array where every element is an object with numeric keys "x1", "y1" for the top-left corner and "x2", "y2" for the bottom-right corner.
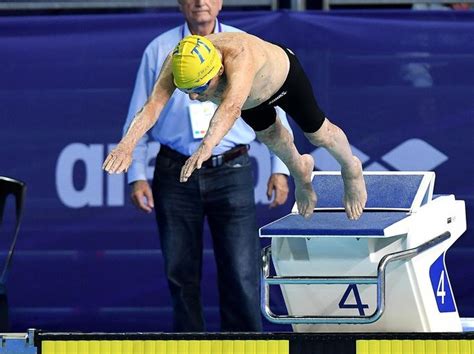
[{"x1": 212, "y1": 154, "x2": 223, "y2": 167}]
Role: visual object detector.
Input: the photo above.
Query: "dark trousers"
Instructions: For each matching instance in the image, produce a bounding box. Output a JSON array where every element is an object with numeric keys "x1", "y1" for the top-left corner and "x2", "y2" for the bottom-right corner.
[{"x1": 152, "y1": 148, "x2": 262, "y2": 332}]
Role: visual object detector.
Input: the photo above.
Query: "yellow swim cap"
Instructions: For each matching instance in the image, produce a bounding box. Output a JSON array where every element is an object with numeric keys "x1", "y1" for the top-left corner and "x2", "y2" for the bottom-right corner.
[{"x1": 172, "y1": 35, "x2": 222, "y2": 89}]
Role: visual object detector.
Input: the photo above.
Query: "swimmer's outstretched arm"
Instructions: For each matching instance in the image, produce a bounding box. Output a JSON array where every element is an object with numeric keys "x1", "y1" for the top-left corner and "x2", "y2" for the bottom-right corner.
[
  {"x1": 180, "y1": 51, "x2": 257, "y2": 182},
  {"x1": 103, "y1": 53, "x2": 176, "y2": 174}
]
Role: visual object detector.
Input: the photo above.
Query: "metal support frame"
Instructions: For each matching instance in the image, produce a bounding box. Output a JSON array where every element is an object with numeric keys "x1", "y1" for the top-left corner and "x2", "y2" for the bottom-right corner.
[
  {"x1": 261, "y1": 231, "x2": 451, "y2": 324},
  {"x1": 0, "y1": 176, "x2": 26, "y2": 284}
]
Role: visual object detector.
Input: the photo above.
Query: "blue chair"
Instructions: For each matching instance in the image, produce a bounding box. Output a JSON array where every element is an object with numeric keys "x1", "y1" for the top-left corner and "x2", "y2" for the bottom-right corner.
[{"x1": 0, "y1": 176, "x2": 26, "y2": 330}]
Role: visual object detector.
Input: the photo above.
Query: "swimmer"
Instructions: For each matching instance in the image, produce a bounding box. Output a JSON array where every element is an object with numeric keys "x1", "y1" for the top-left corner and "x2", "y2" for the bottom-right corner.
[{"x1": 103, "y1": 33, "x2": 367, "y2": 220}]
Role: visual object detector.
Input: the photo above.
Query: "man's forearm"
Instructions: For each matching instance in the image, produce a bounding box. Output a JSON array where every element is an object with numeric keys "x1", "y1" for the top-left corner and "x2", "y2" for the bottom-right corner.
[
  {"x1": 121, "y1": 53, "x2": 174, "y2": 152},
  {"x1": 121, "y1": 101, "x2": 160, "y2": 151},
  {"x1": 202, "y1": 103, "x2": 241, "y2": 149}
]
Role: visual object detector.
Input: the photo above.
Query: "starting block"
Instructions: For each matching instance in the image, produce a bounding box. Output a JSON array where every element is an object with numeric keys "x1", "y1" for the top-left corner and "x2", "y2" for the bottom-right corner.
[{"x1": 260, "y1": 171, "x2": 467, "y2": 332}]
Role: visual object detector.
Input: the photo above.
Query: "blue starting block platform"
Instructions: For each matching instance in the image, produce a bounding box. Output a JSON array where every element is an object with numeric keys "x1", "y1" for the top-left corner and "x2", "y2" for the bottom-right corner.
[{"x1": 260, "y1": 172, "x2": 467, "y2": 333}]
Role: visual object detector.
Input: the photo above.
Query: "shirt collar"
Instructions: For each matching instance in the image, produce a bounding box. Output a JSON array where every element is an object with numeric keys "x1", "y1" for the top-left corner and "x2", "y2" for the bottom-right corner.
[{"x1": 182, "y1": 18, "x2": 222, "y2": 38}]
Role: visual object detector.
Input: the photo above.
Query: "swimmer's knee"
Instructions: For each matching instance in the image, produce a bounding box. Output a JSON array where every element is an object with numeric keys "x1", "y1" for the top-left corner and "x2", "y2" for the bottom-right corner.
[
  {"x1": 256, "y1": 122, "x2": 278, "y2": 140},
  {"x1": 304, "y1": 118, "x2": 335, "y2": 147}
]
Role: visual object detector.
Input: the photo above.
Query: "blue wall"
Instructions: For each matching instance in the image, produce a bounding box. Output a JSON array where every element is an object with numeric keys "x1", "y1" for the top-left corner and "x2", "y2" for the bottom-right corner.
[{"x1": 0, "y1": 10, "x2": 473, "y2": 332}]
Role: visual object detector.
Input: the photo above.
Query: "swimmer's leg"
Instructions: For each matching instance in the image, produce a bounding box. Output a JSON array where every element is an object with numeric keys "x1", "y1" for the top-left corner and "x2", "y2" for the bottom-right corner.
[
  {"x1": 256, "y1": 117, "x2": 316, "y2": 218},
  {"x1": 305, "y1": 118, "x2": 367, "y2": 220}
]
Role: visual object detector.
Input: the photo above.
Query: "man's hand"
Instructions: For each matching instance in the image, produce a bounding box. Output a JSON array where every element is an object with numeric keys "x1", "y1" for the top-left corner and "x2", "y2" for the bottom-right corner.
[
  {"x1": 180, "y1": 144, "x2": 212, "y2": 182},
  {"x1": 267, "y1": 173, "x2": 289, "y2": 208},
  {"x1": 103, "y1": 144, "x2": 133, "y2": 174},
  {"x1": 131, "y1": 180, "x2": 154, "y2": 213}
]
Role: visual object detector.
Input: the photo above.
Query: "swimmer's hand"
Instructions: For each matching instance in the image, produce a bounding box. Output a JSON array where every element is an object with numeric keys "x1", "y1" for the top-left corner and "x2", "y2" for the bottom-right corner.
[
  {"x1": 180, "y1": 144, "x2": 212, "y2": 182},
  {"x1": 102, "y1": 143, "x2": 133, "y2": 174}
]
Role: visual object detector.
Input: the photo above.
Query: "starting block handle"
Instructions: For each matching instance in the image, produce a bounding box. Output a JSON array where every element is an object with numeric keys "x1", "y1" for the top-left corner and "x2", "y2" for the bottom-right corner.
[{"x1": 261, "y1": 231, "x2": 451, "y2": 325}]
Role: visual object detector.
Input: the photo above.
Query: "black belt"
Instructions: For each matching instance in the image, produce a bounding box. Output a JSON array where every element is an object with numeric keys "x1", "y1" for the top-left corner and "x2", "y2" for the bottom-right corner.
[{"x1": 159, "y1": 144, "x2": 249, "y2": 168}]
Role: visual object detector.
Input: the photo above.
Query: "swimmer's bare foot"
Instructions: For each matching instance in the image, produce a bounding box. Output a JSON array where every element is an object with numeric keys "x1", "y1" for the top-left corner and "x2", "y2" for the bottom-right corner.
[
  {"x1": 294, "y1": 154, "x2": 317, "y2": 218},
  {"x1": 341, "y1": 156, "x2": 367, "y2": 220}
]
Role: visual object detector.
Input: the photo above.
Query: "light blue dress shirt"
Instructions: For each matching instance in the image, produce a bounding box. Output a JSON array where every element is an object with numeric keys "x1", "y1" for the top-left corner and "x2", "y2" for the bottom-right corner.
[{"x1": 124, "y1": 19, "x2": 292, "y2": 184}]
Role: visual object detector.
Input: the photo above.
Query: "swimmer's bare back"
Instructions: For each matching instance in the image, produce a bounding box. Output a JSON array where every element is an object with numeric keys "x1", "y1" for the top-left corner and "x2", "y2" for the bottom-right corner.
[{"x1": 205, "y1": 32, "x2": 290, "y2": 110}]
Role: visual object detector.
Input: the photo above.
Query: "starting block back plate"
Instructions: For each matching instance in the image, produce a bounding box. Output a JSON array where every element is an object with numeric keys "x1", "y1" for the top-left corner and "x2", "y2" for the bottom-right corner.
[{"x1": 290, "y1": 172, "x2": 435, "y2": 214}]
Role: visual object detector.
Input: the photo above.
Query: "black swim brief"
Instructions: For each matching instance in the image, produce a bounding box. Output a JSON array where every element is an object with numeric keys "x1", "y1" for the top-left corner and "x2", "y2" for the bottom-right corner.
[{"x1": 240, "y1": 44, "x2": 326, "y2": 133}]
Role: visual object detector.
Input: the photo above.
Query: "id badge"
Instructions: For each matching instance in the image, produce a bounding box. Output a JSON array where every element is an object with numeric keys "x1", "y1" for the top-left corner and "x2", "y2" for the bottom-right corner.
[{"x1": 188, "y1": 101, "x2": 217, "y2": 139}]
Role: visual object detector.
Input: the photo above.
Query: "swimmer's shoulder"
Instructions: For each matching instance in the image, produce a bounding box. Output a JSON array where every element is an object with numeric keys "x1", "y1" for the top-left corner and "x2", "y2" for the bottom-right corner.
[
  {"x1": 208, "y1": 33, "x2": 268, "y2": 57},
  {"x1": 207, "y1": 32, "x2": 257, "y2": 45}
]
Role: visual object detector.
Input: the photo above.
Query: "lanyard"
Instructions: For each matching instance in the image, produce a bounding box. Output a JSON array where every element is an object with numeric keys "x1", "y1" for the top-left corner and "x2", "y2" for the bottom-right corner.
[{"x1": 181, "y1": 20, "x2": 222, "y2": 39}]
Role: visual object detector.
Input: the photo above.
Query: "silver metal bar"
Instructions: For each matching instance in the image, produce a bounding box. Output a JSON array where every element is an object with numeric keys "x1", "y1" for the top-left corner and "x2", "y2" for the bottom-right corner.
[
  {"x1": 324, "y1": 0, "x2": 474, "y2": 10},
  {"x1": 261, "y1": 231, "x2": 451, "y2": 324},
  {"x1": 329, "y1": 0, "x2": 474, "y2": 4},
  {"x1": 0, "y1": 0, "x2": 277, "y2": 10},
  {"x1": 266, "y1": 276, "x2": 377, "y2": 285},
  {"x1": 291, "y1": 0, "x2": 307, "y2": 10}
]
